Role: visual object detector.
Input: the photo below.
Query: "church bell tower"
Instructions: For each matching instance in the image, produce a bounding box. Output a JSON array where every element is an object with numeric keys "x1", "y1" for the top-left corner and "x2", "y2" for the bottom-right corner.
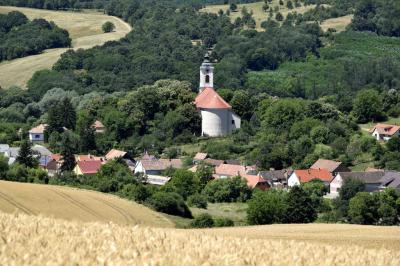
[{"x1": 199, "y1": 52, "x2": 214, "y2": 93}]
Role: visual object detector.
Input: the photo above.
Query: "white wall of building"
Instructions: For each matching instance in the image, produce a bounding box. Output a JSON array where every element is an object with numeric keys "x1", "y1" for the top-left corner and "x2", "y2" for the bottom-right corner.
[
  {"x1": 199, "y1": 63, "x2": 214, "y2": 90},
  {"x1": 201, "y1": 108, "x2": 230, "y2": 137},
  {"x1": 288, "y1": 172, "x2": 300, "y2": 187},
  {"x1": 29, "y1": 133, "x2": 44, "y2": 142},
  {"x1": 231, "y1": 112, "x2": 241, "y2": 131},
  {"x1": 330, "y1": 174, "x2": 343, "y2": 197}
]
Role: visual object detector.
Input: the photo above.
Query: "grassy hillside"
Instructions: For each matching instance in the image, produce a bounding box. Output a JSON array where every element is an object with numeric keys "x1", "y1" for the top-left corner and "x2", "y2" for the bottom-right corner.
[
  {"x1": 200, "y1": 1, "x2": 317, "y2": 30},
  {"x1": 0, "y1": 6, "x2": 132, "y2": 89},
  {"x1": 320, "y1": 14, "x2": 353, "y2": 32},
  {"x1": 1, "y1": 212, "x2": 399, "y2": 265},
  {"x1": 0, "y1": 181, "x2": 172, "y2": 227}
]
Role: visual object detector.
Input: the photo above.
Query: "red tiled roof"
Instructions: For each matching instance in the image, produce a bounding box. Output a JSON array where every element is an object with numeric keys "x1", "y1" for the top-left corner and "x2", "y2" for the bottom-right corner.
[
  {"x1": 92, "y1": 120, "x2": 105, "y2": 129},
  {"x1": 160, "y1": 159, "x2": 183, "y2": 169},
  {"x1": 242, "y1": 174, "x2": 269, "y2": 189},
  {"x1": 204, "y1": 158, "x2": 224, "y2": 166},
  {"x1": 51, "y1": 153, "x2": 62, "y2": 162},
  {"x1": 105, "y1": 149, "x2": 127, "y2": 160},
  {"x1": 215, "y1": 164, "x2": 255, "y2": 177},
  {"x1": 195, "y1": 87, "x2": 231, "y2": 109},
  {"x1": 370, "y1": 123, "x2": 400, "y2": 136},
  {"x1": 29, "y1": 124, "x2": 47, "y2": 134},
  {"x1": 141, "y1": 159, "x2": 166, "y2": 171},
  {"x1": 77, "y1": 160, "x2": 102, "y2": 174},
  {"x1": 294, "y1": 169, "x2": 333, "y2": 183},
  {"x1": 310, "y1": 159, "x2": 342, "y2": 173},
  {"x1": 194, "y1": 152, "x2": 208, "y2": 161}
]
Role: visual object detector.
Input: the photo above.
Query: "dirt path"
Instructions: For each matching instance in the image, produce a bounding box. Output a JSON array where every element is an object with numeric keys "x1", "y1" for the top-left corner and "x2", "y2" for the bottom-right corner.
[{"x1": 0, "y1": 6, "x2": 132, "y2": 89}]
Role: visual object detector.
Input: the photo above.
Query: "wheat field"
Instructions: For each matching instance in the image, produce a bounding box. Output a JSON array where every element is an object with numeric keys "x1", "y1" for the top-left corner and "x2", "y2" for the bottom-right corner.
[
  {"x1": 0, "y1": 6, "x2": 132, "y2": 89},
  {"x1": 0, "y1": 212, "x2": 399, "y2": 265},
  {"x1": 0, "y1": 181, "x2": 172, "y2": 227}
]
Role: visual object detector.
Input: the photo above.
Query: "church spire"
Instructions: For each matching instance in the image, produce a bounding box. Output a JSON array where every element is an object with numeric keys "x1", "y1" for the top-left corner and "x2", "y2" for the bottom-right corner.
[{"x1": 199, "y1": 51, "x2": 214, "y2": 93}]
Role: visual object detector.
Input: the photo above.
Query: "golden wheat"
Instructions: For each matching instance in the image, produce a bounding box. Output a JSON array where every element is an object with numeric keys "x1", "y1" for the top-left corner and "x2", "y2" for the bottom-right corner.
[
  {"x1": 0, "y1": 181, "x2": 172, "y2": 228},
  {"x1": 0, "y1": 212, "x2": 399, "y2": 266}
]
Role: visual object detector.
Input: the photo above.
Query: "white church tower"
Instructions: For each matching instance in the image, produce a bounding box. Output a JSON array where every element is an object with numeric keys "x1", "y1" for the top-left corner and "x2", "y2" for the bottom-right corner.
[
  {"x1": 199, "y1": 52, "x2": 214, "y2": 92},
  {"x1": 195, "y1": 53, "x2": 241, "y2": 137}
]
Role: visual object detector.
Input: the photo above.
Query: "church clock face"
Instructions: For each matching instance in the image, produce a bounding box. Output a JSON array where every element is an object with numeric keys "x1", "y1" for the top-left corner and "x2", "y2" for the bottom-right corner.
[{"x1": 205, "y1": 68, "x2": 210, "y2": 73}]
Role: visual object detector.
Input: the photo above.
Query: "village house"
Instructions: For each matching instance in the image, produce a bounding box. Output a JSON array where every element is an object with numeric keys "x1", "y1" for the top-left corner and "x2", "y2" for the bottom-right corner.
[
  {"x1": 193, "y1": 152, "x2": 208, "y2": 163},
  {"x1": 28, "y1": 124, "x2": 47, "y2": 142},
  {"x1": 92, "y1": 120, "x2": 105, "y2": 133},
  {"x1": 288, "y1": 169, "x2": 333, "y2": 188},
  {"x1": 146, "y1": 175, "x2": 171, "y2": 186},
  {"x1": 75, "y1": 154, "x2": 105, "y2": 162},
  {"x1": 330, "y1": 171, "x2": 400, "y2": 197},
  {"x1": 259, "y1": 170, "x2": 292, "y2": 188},
  {"x1": 241, "y1": 174, "x2": 270, "y2": 191},
  {"x1": 134, "y1": 158, "x2": 166, "y2": 176},
  {"x1": 159, "y1": 158, "x2": 183, "y2": 169},
  {"x1": 105, "y1": 149, "x2": 128, "y2": 161},
  {"x1": 2, "y1": 144, "x2": 52, "y2": 167},
  {"x1": 46, "y1": 153, "x2": 62, "y2": 176},
  {"x1": 369, "y1": 123, "x2": 400, "y2": 141},
  {"x1": 310, "y1": 159, "x2": 350, "y2": 175},
  {"x1": 194, "y1": 53, "x2": 241, "y2": 137},
  {"x1": 214, "y1": 163, "x2": 256, "y2": 179},
  {"x1": 73, "y1": 160, "x2": 103, "y2": 176}
]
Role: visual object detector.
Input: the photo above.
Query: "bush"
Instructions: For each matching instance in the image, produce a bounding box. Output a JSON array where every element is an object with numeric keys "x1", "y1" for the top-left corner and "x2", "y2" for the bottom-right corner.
[
  {"x1": 247, "y1": 190, "x2": 287, "y2": 225},
  {"x1": 203, "y1": 176, "x2": 252, "y2": 203},
  {"x1": 214, "y1": 217, "x2": 234, "y2": 227},
  {"x1": 102, "y1": 21, "x2": 115, "y2": 33},
  {"x1": 146, "y1": 192, "x2": 192, "y2": 218},
  {"x1": 190, "y1": 214, "x2": 214, "y2": 228},
  {"x1": 120, "y1": 183, "x2": 156, "y2": 203},
  {"x1": 187, "y1": 193, "x2": 208, "y2": 209}
]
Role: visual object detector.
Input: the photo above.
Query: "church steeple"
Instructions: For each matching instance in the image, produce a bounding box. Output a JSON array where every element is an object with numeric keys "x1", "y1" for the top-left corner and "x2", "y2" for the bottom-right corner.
[{"x1": 199, "y1": 51, "x2": 214, "y2": 93}]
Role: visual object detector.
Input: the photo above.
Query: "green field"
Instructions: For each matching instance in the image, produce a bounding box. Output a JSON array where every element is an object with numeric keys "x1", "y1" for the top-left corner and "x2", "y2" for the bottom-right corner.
[{"x1": 191, "y1": 202, "x2": 248, "y2": 225}]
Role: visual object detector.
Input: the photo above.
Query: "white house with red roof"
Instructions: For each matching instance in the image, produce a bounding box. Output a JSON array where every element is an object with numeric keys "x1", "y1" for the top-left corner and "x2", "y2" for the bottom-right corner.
[
  {"x1": 369, "y1": 123, "x2": 400, "y2": 141},
  {"x1": 28, "y1": 124, "x2": 47, "y2": 142},
  {"x1": 195, "y1": 53, "x2": 241, "y2": 137}
]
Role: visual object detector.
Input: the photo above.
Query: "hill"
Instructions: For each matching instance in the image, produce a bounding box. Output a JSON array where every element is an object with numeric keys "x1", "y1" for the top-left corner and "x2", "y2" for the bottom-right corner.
[
  {"x1": 1, "y1": 212, "x2": 399, "y2": 265},
  {"x1": 200, "y1": 1, "x2": 317, "y2": 30},
  {"x1": 0, "y1": 6, "x2": 132, "y2": 89},
  {"x1": 0, "y1": 181, "x2": 173, "y2": 227}
]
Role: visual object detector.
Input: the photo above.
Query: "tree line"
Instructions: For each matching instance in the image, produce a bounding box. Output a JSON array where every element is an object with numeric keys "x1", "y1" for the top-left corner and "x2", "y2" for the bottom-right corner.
[{"x1": 0, "y1": 11, "x2": 71, "y2": 62}]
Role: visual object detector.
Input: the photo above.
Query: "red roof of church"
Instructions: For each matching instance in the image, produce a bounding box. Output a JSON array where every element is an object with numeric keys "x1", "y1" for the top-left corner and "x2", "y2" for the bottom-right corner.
[{"x1": 195, "y1": 87, "x2": 231, "y2": 109}]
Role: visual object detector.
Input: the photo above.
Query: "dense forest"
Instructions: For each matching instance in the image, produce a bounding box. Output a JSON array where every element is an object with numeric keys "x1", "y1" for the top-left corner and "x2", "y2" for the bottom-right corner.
[{"x1": 0, "y1": 11, "x2": 71, "y2": 61}]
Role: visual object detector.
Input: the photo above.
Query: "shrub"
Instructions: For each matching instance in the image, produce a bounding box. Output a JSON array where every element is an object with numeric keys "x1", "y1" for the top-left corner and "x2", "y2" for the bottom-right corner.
[
  {"x1": 284, "y1": 186, "x2": 317, "y2": 223},
  {"x1": 203, "y1": 176, "x2": 252, "y2": 203},
  {"x1": 102, "y1": 21, "x2": 115, "y2": 33},
  {"x1": 190, "y1": 214, "x2": 214, "y2": 228},
  {"x1": 187, "y1": 193, "x2": 208, "y2": 209},
  {"x1": 247, "y1": 190, "x2": 287, "y2": 225},
  {"x1": 214, "y1": 217, "x2": 234, "y2": 227},
  {"x1": 120, "y1": 183, "x2": 156, "y2": 203},
  {"x1": 146, "y1": 192, "x2": 192, "y2": 218},
  {"x1": 163, "y1": 169, "x2": 200, "y2": 200}
]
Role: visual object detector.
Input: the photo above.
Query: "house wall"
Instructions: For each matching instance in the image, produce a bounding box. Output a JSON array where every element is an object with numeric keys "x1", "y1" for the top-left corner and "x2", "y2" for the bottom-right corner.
[
  {"x1": 288, "y1": 173, "x2": 300, "y2": 187},
  {"x1": 134, "y1": 161, "x2": 145, "y2": 174},
  {"x1": 330, "y1": 174, "x2": 343, "y2": 196},
  {"x1": 230, "y1": 112, "x2": 241, "y2": 132},
  {"x1": 201, "y1": 108, "x2": 230, "y2": 137},
  {"x1": 29, "y1": 133, "x2": 44, "y2": 142},
  {"x1": 73, "y1": 166, "x2": 83, "y2": 176}
]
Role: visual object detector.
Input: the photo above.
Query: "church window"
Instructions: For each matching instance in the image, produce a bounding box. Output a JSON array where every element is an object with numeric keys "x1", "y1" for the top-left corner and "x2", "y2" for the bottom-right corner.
[{"x1": 205, "y1": 75, "x2": 210, "y2": 83}]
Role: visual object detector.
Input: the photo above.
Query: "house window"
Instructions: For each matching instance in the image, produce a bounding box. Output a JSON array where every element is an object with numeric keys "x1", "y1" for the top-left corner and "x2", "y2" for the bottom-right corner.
[
  {"x1": 232, "y1": 120, "x2": 235, "y2": 125},
  {"x1": 205, "y1": 75, "x2": 210, "y2": 83},
  {"x1": 35, "y1": 134, "x2": 40, "y2": 139}
]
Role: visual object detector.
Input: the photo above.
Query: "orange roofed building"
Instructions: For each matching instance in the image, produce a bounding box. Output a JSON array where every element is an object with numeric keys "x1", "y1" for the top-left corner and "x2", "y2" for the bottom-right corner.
[
  {"x1": 370, "y1": 123, "x2": 400, "y2": 141},
  {"x1": 194, "y1": 53, "x2": 240, "y2": 137},
  {"x1": 288, "y1": 169, "x2": 333, "y2": 187}
]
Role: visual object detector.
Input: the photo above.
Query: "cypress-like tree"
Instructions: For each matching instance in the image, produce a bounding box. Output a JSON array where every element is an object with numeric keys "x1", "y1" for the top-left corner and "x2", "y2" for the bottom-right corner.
[
  {"x1": 60, "y1": 133, "x2": 76, "y2": 172},
  {"x1": 76, "y1": 110, "x2": 96, "y2": 152},
  {"x1": 16, "y1": 139, "x2": 37, "y2": 168},
  {"x1": 60, "y1": 97, "x2": 76, "y2": 130}
]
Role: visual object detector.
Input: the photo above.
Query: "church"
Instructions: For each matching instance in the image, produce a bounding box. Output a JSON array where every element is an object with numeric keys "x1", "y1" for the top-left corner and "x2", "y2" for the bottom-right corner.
[{"x1": 195, "y1": 53, "x2": 241, "y2": 137}]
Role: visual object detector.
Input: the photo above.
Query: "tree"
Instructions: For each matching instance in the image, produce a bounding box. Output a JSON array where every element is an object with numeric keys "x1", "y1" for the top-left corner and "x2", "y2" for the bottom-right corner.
[
  {"x1": 287, "y1": 0, "x2": 293, "y2": 9},
  {"x1": 195, "y1": 162, "x2": 214, "y2": 188},
  {"x1": 203, "y1": 176, "x2": 252, "y2": 203},
  {"x1": 146, "y1": 192, "x2": 192, "y2": 218},
  {"x1": 334, "y1": 177, "x2": 365, "y2": 218},
  {"x1": 16, "y1": 140, "x2": 37, "y2": 168},
  {"x1": 247, "y1": 190, "x2": 287, "y2": 225},
  {"x1": 59, "y1": 97, "x2": 76, "y2": 130},
  {"x1": 60, "y1": 132, "x2": 76, "y2": 172},
  {"x1": 348, "y1": 192, "x2": 378, "y2": 225},
  {"x1": 163, "y1": 169, "x2": 200, "y2": 200},
  {"x1": 275, "y1": 12, "x2": 284, "y2": 21},
  {"x1": 187, "y1": 193, "x2": 208, "y2": 209},
  {"x1": 0, "y1": 154, "x2": 9, "y2": 179},
  {"x1": 352, "y1": 89, "x2": 385, "y2": 123},
  {"x1": 229, "y1": 3, "x2": 237, "y2": 11},
  {"x1": 102, "y1": 21, "x2": 115, "y2": 33},
  {"x1": 285, "y1": 186, "x2": 317, "y2": 223},
  {"x1": 76, "y1": 110, "x2": 96, "y2": 152},
  {"x1": 191, "y1": 213, "x2": 214, "y2": 228}
]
